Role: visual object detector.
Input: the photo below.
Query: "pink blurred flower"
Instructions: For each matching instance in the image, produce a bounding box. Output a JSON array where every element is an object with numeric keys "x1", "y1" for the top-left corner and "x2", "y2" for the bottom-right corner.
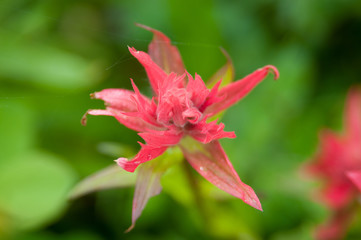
[
  {"x1": 307, "y1": 88, "x2": 361, "y2": 240},
  {"x1": 83, "y1": 24, "x2": 278, "y2": 230}
]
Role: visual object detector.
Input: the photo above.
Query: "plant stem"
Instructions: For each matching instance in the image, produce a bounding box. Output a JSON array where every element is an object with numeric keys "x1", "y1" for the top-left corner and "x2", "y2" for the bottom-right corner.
[{"x1": 182, "y1": 160, "x2": 210, "y2": 229}]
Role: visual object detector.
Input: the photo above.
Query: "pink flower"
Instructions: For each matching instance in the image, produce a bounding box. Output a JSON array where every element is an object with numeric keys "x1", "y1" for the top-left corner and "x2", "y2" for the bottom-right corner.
[
  {"x1": 307, "y1": 88, "x2": 361, "y2": 240},
  {"x1": 83, "y1": 25, "x2": 278, "y2": 230}
]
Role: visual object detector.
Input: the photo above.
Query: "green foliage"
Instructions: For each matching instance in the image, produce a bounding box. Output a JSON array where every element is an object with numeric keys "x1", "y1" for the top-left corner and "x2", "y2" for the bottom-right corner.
[
  {"x1": 68, "y1": 165, "x2": 136, "y2": 200},
  {"x1": 1, "y1": 0, "x2": 361, "y2": 239},
  {"x1": 0, "y1": 151, "x2": 75, "y2": 230}
]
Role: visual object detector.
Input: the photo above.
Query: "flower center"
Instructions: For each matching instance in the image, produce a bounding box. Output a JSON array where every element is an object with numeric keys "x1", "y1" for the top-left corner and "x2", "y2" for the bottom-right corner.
[{"x1": 156, "y1": 88, "x2": 202, "y2": 127}]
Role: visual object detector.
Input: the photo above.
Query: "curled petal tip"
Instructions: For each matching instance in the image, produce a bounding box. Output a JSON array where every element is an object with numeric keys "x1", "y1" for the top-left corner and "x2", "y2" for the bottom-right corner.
[
  {"x1": 135, "y1": 23, "x2": 152, "y2": 31},
  {"x1": 90, "y1": 93, "x2": 96, "y2": 99},
  {"x1": 264, "y1": 65, "x2": 279, "y2": 80},
  {"x1": 219, "y1": 47, "x2": 233, "y2": 63},
  {"x1": 81, "y1": 112, "x2": 88, "y2": 126}
]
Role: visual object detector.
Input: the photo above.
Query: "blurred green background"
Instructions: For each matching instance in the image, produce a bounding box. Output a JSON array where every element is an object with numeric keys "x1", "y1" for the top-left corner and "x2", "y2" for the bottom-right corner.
[{"x1": 1, "y1": 0, "x2": 361, "y2": 239}]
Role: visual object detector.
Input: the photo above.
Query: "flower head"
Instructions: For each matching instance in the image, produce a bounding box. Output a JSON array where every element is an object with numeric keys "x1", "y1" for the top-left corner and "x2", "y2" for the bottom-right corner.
[
  {"x1": 307, "y1": 88, "x2": 361, "y2": 240},
  {"x1": 83, "y1": 25, "x2": 279, "y2": 230}
]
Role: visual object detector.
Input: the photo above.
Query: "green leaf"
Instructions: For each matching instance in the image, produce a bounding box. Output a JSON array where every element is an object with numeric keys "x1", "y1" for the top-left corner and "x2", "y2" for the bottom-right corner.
[
  {"x1": 161, "y1": 163, "x2": 194, "y2": 207},
  {"x1": 0, "y1": 150, "x2": 76, "y2": 230},
  {"x1": 68, "y1": 165, "x2": 136, "y2": 200},
  {"x1": 0, "y1": 35, "x2": 103, "y2": 90},
  {"x1": 0, "y1": 101, "x2": 35, "y2": 164}
]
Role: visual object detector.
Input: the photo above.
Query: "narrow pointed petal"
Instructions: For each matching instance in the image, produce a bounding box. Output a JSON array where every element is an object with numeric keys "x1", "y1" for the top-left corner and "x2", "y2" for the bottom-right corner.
[
  {"x1": 179, "y1": 137, "x2": 262, "y2": 211},
  {"x1": 116, "y1": 143, "x2": 168, "y2": 172},
  {"x1": 129, "y1": 79, "x2": 160, "y2": 126},
  {"x1": 136, "y1": 24, "x2": 185, "y2": 76},
  {"x1": 346, "y1": 171, "x2": 361, "y2": 192},
  {"x1": 83, "y1": 109, "x2": 162, "y2": 132},
  {"x1": 126, "y1": 163, "x2": 163, "y2": 232},
  {"x1": 92, "y1": 88, "x2": 142, "y2": 112},
  {"x1": 186, "y1": 73, "x2": 209, "y2": 108},
  {"x1": 82, "y1": 109, "x2": 113, "y2": 126},
  {"x1": 128, "y1": 47, "x2": 167, "y2": 95},
  {"x1": 85, "y1": 88, "x2": 162, "y2": 132},
  {"x1": 345, "y1": 88, "x2": 361, "y2": 142},
  {"x1": 204, "y1": 65, "x2": 279, "y2": 116},
  {"x1": 199, "y1": 79, "x2": 224, "y2": 113},
  {"x1": 207, "y1": 48, "x2": 235, "y2": 88}
]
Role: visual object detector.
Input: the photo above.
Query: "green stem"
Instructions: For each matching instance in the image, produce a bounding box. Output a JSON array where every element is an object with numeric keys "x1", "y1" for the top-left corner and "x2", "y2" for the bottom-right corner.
[{"x1": 182, "y1": 160, "x2": 210, "y2": 230}]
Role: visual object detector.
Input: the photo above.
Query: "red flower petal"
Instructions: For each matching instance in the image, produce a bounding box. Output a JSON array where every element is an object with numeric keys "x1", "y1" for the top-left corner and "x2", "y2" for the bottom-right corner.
[
  {"x1": 179, "y1": 138, "x2": 262, "y2": 211},
  {"x1": 188, "y1": 119, "x2": 236, "y2": 144},
  {"x1": 346, "y1": 170, "x2": 361, "y2": 192},
  {"x1": 128, "y1": 47, "x2": 167, "y2": 95},
  {"x1": 116, "y1": 143, "x2": 168, "y2": 172},
  {"x1": 138, "y1": 131, "x2": 183, "y2": 148},
  {"x1": 128, "y1": 79, "x2": 160, "y2": 127},
  {"x1": 83, "y1": 108, "x2": 162, "y2": 132},
  {"x1": 308, "y1": 131, "x2": 344, "y2": 177},
  {"x1": 204, "y1": 65, "x2": 279, "y2": 116},
  {"x1": 345, "y1": 87, "x2": 361, "y2": 143},
  {"x1": 83, "y1": 88, "x2": 163, "y2": 132},
  {"x1": 137, "y1": 23, "x2": 185, "y2": 76},
  {"x1": 186, "y1": 73, "x2": 209, "y2": 108},
  {"x1": 321, "y1": 180, "x2": 355, "y2": 209},
  {"x1": 92, "y1": 88, "x2": 140, "y2": 112},
  {"x1": 182, "y1": 107, "x2": 202, "y2": 124}
]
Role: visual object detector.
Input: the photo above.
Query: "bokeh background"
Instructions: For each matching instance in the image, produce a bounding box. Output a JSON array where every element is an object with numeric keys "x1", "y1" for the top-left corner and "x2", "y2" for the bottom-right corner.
[{"x1": 1, "y1": 0, "x2": 361, "y2": 239}]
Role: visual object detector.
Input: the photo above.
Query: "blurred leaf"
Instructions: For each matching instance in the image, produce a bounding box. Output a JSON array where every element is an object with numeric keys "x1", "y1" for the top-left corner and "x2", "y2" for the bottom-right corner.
[
  {"x1": 161, "y1": 163, "x2": 194, "y2": 207},
  {"x1": 0, "y1": 35, "x2": 103, "y2": 90},
  {"x1": 208, "y1": 205, "x2": 260, "y2": 240},
  {"x1": 0, "y1": 210, "x2": 12, "y2": 239},
  {"x1": 69, "y1": 164, "x2": 136, "y2": 200},
  {"x1": 0, "y1": 150, "x2": 75, "y2": 230},
  {"x1": 270, "y1": 224, "x2": 314, "y2": 240},
  {"x1": 0, "y1": 101, "x2": 35, "y2": 164},
  {"x1": 13, "y1": 230, "x2": 103, "y2": 240},
  {"x1": 96, "y1": 142, "x2": 135, "y2": 158}
]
